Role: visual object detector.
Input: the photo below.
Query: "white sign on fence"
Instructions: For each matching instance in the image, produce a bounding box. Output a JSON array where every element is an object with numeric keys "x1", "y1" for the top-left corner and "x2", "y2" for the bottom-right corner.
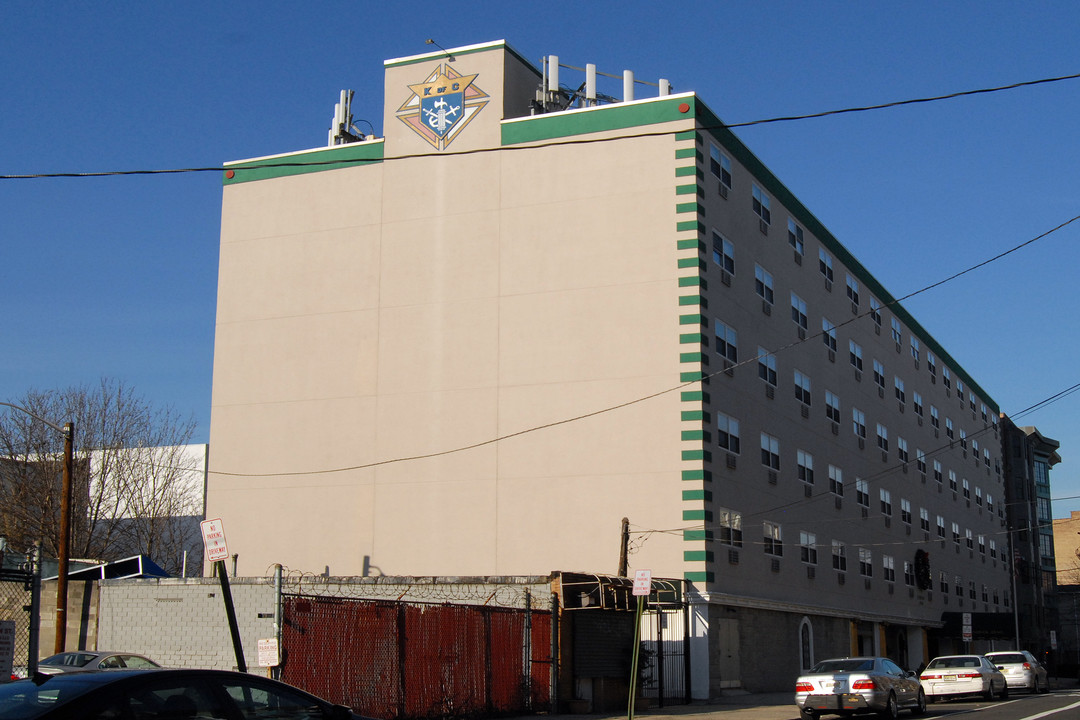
[{"x1": 258, "y1": 638, "x2": 280, "y2": 667}]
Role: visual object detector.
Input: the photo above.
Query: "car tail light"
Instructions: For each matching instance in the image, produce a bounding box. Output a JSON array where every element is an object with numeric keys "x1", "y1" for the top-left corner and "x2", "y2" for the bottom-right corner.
[
  {"x1": 852, "y1": 679, "x2": 876, "y2": 690},
  {"x1": 958, "y1": 673, "x2": 982, "y2": 679},
  {"x1": 920, "y1": 673, "x2": 940, "y2": 680},
  {"x1": 1022, "y1": 662, "x2": 1032, "y2": 669},
  {"x1": 796, "y1": 682, "x2": 814, "y2": 692}
]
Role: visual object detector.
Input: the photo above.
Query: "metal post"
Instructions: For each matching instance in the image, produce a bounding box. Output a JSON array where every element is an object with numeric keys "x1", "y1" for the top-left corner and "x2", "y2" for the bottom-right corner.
[
  {"x1": 550, "y1": 593, "x2": 559, "y2": 713},
  {"x1": 54, "y1": 422, "x2": 74, "y2": 653},
  {"x1": 273, "y1": 564, "x2": 283, "y2": 680},
  {"x1": 523, "y1": 589, "x2": 532, "y2": 709},
  {"x1": 216, "y1": 560, "x2": 247, "y2": 672},
  {"x1": 28, "y1": 543, "x2": 41, "y2": 674},
  {"x1": 618, "y1": 517, "x2": 629, "y2": 577}
]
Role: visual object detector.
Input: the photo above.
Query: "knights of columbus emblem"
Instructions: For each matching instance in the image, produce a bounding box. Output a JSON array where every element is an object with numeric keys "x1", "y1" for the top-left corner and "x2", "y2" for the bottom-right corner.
[{"x1": 396, "y1": 64, "x2": 489, "y2": 150}]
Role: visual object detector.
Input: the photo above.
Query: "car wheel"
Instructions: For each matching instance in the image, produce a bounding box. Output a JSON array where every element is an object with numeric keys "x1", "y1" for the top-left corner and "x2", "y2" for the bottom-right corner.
[
  {"x1": 983, "y1": 682, "x2": 995, "y2": 701},
  {"x1": 1031, "y1": 677, "x2": 1040, "y2": 694},
  {"x1": 878, "y1": 693, "x2": 898, "y2": 719},
  {"x1": 912, "y1": 689, "x2": 927, "y2": 716},
  {"x1": 999, "y1": 682, "x2": 1008, "y2": 700},
  {"x1": 799, "y1": 708, "x2": 818, "y2": 720}
]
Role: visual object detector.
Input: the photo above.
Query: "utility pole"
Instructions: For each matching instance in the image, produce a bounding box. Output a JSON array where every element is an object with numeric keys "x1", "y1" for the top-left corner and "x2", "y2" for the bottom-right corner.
[
  {"x1": 618, "y1": 517, "x2": 629, "y2": 577},
  {"x1": 55, "y1": 421, "x2": 74, "y2": 653}
]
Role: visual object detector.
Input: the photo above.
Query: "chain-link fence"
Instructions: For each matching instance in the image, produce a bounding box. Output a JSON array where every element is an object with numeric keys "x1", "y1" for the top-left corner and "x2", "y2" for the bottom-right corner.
[{"x1": 0, "y1": 568, "x2": 35, "y2": 677}]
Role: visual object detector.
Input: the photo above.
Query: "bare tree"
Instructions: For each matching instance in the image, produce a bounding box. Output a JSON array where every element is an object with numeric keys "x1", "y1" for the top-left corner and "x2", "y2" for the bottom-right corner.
[{"x1": 0, "y1": 379, "x2": 200, "y2": 574}]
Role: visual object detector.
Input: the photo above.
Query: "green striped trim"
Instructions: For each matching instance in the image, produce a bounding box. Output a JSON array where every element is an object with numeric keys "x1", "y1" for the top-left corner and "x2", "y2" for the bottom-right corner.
[
  {"x1": 675, "y1": 202, "x2": 703, "y2": 215},
  {"x1": 677, "y1": 257, "x2": 705, "y2": 269},
  {"x1": 676, "y1": 220, "x2": 705, "y2": 233},
  {"x1": 680, "y1": 410, "x2": 707, "y2": 422},
  {"x1": 679, "y1": 276, "x2": 705, "y2": 288},
  {"x1": 675, "y1": 183, "x2": 698, "y2": 196},
  {"x1": 683, "y1": 550, "x2": 714, "y2": 562},
  {"x1": 684, "y1": 571, "x2": 714, "y2": 583},
  {"x1": 675, "y1": 165, "x2": 697, "y2": 177},
  {"x1": 679, "y1": 333, "x2": 705, "y2": 345},
  {"x1": 681, "y1": 390, "x2": 707, "y2": 402},
  {"x1": 679, "y1": 372, "x2": 706, "y2": 384},
  {"x1": 503, "y1": 95, "x2": 693, "y2": 145},
  {"x1": 682, "y1": 489, "x2": 712, "y2": 502},
  {"x1": 682, "y1": 529, "x2": 713, "y2": 541},
  {"x1": 681, "y1": 468, "x2": 709, "y2": 481},
  {"x1": 675, "y1": 147, "x2": 696, "y2": 159},
  {"x1": 679, "y1": 314, "x2": 706, "y2": 326},
  {"x1": 223, "y1": 142, "x2": 384, "y2": 185},
  {"x1": 678, "y1": 295, "x2": 705, "y2": 307},
  {"x1": 682, "y1": 509, "x2": 712, "y2": 521}
]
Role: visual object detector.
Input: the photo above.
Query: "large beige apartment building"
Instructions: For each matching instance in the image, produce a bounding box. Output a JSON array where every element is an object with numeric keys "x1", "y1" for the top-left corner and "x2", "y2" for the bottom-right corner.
[{"x1": 208, "y1": 40, "x2": 1013, "y2": 693}]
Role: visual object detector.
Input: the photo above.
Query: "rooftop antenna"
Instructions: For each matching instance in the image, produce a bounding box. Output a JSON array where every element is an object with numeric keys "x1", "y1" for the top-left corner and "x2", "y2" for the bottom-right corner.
[
  {"x1": 425, "y1": 38, "x2": 454, "y2": 61},
  {"x1": 328, "y1": 90, "x2": 366, "y2": 146}
]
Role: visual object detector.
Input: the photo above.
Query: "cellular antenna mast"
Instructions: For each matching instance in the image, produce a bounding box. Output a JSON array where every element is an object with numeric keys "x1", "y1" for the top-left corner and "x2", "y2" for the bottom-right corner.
[{"x1": 328, "y1": 89, "x2": 365, "y2": 146}]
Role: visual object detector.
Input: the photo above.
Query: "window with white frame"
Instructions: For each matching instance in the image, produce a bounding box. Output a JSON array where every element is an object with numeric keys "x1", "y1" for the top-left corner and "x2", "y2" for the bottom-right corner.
[
  {"x1": 920, "y1": 507, "x2": 930, "y2": 532},
  {"x1": 981, "y1": 403, "x2": 988, "y2": 422},
  {"x1": 718, "y1": 507, "x2": 742, "y2": 547},
  {"x1": 943, "y1": 366, "x2": 952, "y2": 389},
  {"x1": 891, "y1": 317, "x2": 902, "y2": 344},
  {"x1": 788, "y1": 219, "x2": 804, "y2": 255},
  {"x1": 975, "y1": 486, "x2": 983, "y2": 506},
  {"x1": 904, "y1": 561, "x2": 915, "y2": 586},
  {"x1": 818, "y1": 248, "x2": 834, "y2": 282},
  {"x1": 852, "y1": 407, "x2": 866, "y2": 439},
  {"x1": 752, "y1": 183, "x2": 771, "y2": 225},
  {"x1": 825, "y1": 390, "x2": 841, "y2": 423},
  {"x1": 754, "y1": 265, "x2": 774, "y2": 304},
  {"x1": 939, "y1": 572, "x2": 949, "y2": 594},
  {"x1": 859, "y1": 547, "x2": 873, "y2": 577},
  {"x1": 930, "y1": 405, "x2": 940, "y2": 429},
  {"x1": 948, "y1": 470, "x2": 957, "y2": 492},
  {"x1": 945, "y1": 417, "x2": 954, "y2": 439},
  {"x1": 876, "y1": 423, "x2": 889, "y2": 452},
  {"x1": 962, "y1": 478, "x2": 970, "y2": 499},
  {"x1": 800, "y1": 531, "x2": 817, "y2": 564},
  {"x1": 916, "y1": 449, "x2": 926, "y2": 474},
  {"x1": 883, "y1": 555, "x2": 895, "y2": 582},
  {"x1": 965, "y1": 529, "x2": 974, "y2": 550},
  {"x1": 957, "y1": 379, "x2": 965, "y2": 403},
  {"x1": 910, "y1": 336, "x2": 920, "y2": 361},
  {"x1": 710, "y1": 144, "x2": 732, "y2": 189},
  {"x1": 717, "y1": 412, "x2": 740, "y2": 454},
  {"x1": 822, "y1": 317, "x2": 837, "y2": 351},
  {"x1": 758, "y1": 347, "x2": 777, "y2": 386},
  {"x1": 913, "y1": 391, "x2": 924, "y2": 416},
  {"x1": 873, "y1": 359, "x2": 885, "y2": 390},
  {"x1": 797, "y1": 449, "x2": 814, "y2": 484},
  {"x1": 846, "y1": 275, "x2": 859, "y2": 306},
  {"x1": 901, "y1": 498, "x2": 912, "y2": 525},
  {"x1": 927, "y1": 352, "x2": 937, "y2": 377},
  {"x1": 829, "y1": 465, "x2": 843, "y2": 496},
  {"x1": 849, "y1": 340, "x2": 864, "y2": 371},
  {"x1": 987, "y1": 494, "x2": 994, "y2": 514},
  {"x1": 990, "y1": 539, "x2": 997, "y2": 559},
  {"x1": 959, "y1": 429, "x2": 967, "y2": 450},
  {"x1": 794, "y1": 370, "x2": 812, "y2": 406},
  {"x1": 984, "y1": 448, "x2": 991, "y2": 468},
  {"x1": 894, "y1": 376, "x2": 905, "y2": 403},
  {"x1": 936, "y1": 515, "x2": 946, "y2": 538},
  {"x1": 761, "y1": 432, "x2": 780, "y2": 470},
  {"x1": 832, "y1": 540, "x2": 847, "y2": 571},
  {"x1": 954, "y1": 576, "x2": 962, "y2": 597},
  {"x1": 763, "y1": 521, "x2": 783, "y2": 556},
  {"x1": 880, "y1": 488, "x2": 892, "y2": 516},
  {"x1": 978, "y1": 534, "x2": 986, "y2": 554},
  {"x1": 870, "y1": 298, "x2": 882, "y2": 328},
  {"x1": 951, "y1": 522, "x2": 960, "y2": 545},
  {"x1": 856, "y1": 478, "x2": 869, "y2": 507},
  {"x1": 933, "y1": 459, "x2": 943, "y2": 484},
  {"x1": 791, "y1": 292, "x2": 808, "y2": 331},
  {"x1": 897, "y1": 436, "x2": 909, "y2": 462},
  {"x1": 712, "y1": 231, "x2": 734, "y2": 274},
  {"x1": 715, "y1": 319, "x2": 738, "y2": 364}
]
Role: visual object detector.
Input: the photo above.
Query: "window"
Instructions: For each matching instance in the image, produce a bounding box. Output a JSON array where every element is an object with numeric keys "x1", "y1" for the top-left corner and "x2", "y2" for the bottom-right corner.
[
  {"x1": 965, "y1": 529, "x2": 974, "y2": 550},
  {"x1": 859, "y1": 547, "x2": 873, "y2": 577},
  {"x1": 948, "y1": 470, "x2": 957, "y2": 492},
  {"x1": 760, "y1": 432, "x2": 780, "y2": 470},
  {"x1": 710, "y1": 144, "x2": 732, "y2": 189},
  {"x1": 800, "y1": 531, "x2": 817, "y2": 564},
  {"x1": 798, "y1": 449, "x2": 814, "y2": 484},
  {"x1": 829, "y1": 465, "x2": 843, "y2": 496},
  {"x1": 791, "y1": 292, "x2": 808, "y2": 331},
  {"x1": 870, "y1": 298, "x2": 882, "y2": 328},
  {"x1": 930, "y1": 405, "x2": 940, "y2": 429},
  {"x1": 957, "y1": 379, "x2": 965, "y2": 403},
  {"x1": 913, "y1": 391, "x2": 924, "y2": 416},
  {"x1": 818, "y1": 248, "x2": 834, "y2": 282},
  {"x1": 794, "y1": 370, "x2": 812, "y2": 406},
  {"x1": 978, "y1": 534, "x2": 986, "y2": 554},
  {"x1": 873, "y1": 360, "x2": 885, "y2": 390},
  {"x1": 876, "y1": 423, "x2": 889, "y2": 452},
  {"x1": 981, "y1": 403, "x2": 988, "y2": 422},
  {"x1": 755, "y1": 265, "x2": 774, "y2": 304},
  {"x1": 894, "y1": 376, "x2": 905, "y2": 403},
  {"x1": 856, "y1": 478, "x2": 869, "y2": 507},
  {"x1": 962, "y1": 478, "x2": 970, "y2": 499},
  {"x1": 904, "y1": 561, "x2": 915, "y2": 586},
  {"x1": 897, "y1": 436, "x2": 909, "y2": 462},
  {"x1": 984, "y1": 448, "x2": 991, "y2": 468},
  {"x1": 990, "y1": 539, "x2": 997, "y2": 559},
  {"x1": 943, "y1": 367, "x2": 952, "y2": 389},
  {"x1": 910, "y1": 336, "x2": 920, "y2": 361},
  {"x1": 987, "y1": 494, "x2": 994, "y2": 514},
  {"x1": 927, "y1": 352, "x2": 937, "y2": 377},
  {"x1": 880, "y1": 488, "x2": 892, "y2": 516},
  {"x1": 849, "y1": 340, "x2": 864, "y2": 371},
  {"x1": 852, "y1": 407, "x2": 866, "y2": 439},
  {"x1": 975, "y1": 486, "x2": 983, "y2": 506},
  {"x1": 936, "y1": 515, "x2": 945, "y2": 539},
  {"x1": 959, "y1": 429, "x2": 967, "y2": 450},
  {"x1": 933, "y1": 459, "x2": 943, "y2": 484},
  {"x1": 919, "y1": 507, "x2": 930, "y2": 533},
  {"x1": 883, "y1": 555, "x2": 895, "y2": 582},
  {"x1": 945, "y1": 417, "x2": 954, "y2": 439},
  {"x1": 717, "y1": 412, "x2": 740, "y2": 453},
  {"x1": 718, "y1": 507, "x2": 742, "y2": 547},
  {"x1": 715, "y1": 319, "x2": 738, "y2": 363},
  {"x1": 939, "y1": 572, "x2": 949, "y2": 594},
  {"x1": 763, "y1": 521, "x2": 783, "y2": 556},
  {"x1": 752, "y1": 184, "x2": 771, "y2": 225},
  {"x1": 951, "y1": 522, "x2": 960, "y2": 545},
  {"x1": 822, "y1": 317, "x2": 837, "y2": 351},
  {"x1": 968, "y1": 581, "x2": 976, "y2": 600},
  {"x1": 825, "y1": 391, "x2": 841, "y2": 423},
  {"x1": 788, "y1": 219, "x2": 804, "y2": 255},
  {"x1": 832, "y1": 540, "x2": 847, "y2": 571},
  {"x1": 758, "y1": 347, "x2": 777, "y2": 386},
  {"x1": 712, "y1": 231, "x2": 734, "y2": 274},
  {"x1": 916, "y1": 449, "x2": 926, "y2": 474},
  {"x1": 982, "y1": 584, "x2": 989, "y2": 603},
  {"x1": 891, "y1": 317, "x2": 902, "y2": 344},
  {"x1": 846, "y1": 275, "x2": 859, "y2": 306},
  {"x1": 954, "y1": 576, "x2": 963, "y2": 597}
]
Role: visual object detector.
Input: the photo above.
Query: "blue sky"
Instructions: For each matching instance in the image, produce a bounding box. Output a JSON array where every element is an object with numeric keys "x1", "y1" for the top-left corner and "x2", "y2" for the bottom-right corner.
[{"x1": 3, "y1": 2, "x2": 1079, "y2": 515}]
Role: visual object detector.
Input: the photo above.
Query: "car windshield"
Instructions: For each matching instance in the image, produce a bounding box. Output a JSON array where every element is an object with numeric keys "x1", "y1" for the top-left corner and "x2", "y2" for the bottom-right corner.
[
  {"x1": 927, "y1": 656, "x2": 981, "y2": 669},
  {"x1": 39, "y1": 652, "x2": 98, "y2": 668},
  {"x1": 0, "y1": 675, "x2": 103, "y2": 719},
  {"x1": 812, "y1": 659, "x2": 874, "y2": 673},
  {"x1": 986, "y1": 653, "x2": 1026, "y2": 664}
]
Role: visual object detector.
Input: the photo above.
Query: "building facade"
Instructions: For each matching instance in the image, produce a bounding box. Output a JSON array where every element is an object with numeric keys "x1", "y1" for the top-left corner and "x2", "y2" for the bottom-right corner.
[{"x1": 207, "y1": 40, "x2": 1014, "y2": 694}]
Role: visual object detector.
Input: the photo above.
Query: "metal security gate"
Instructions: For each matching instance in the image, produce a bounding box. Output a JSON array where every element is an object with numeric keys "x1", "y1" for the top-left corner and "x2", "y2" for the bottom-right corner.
[
  {"x1": 638, "y1": 605, "x2": 689, "y2": 705},
  {"x1": 280, "y1": 595, "x2": 552, "y2": 719},
  {"x1": 0, "y1": 567, "x2": 37, "y2": 677}
]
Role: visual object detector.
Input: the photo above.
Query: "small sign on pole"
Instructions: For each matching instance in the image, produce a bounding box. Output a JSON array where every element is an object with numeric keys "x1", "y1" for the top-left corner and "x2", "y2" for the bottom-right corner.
[
  {"x1": 258, "y1": 638, "x2": 280, "y2": 668},
  {"x1": 201, "y1": 518, "x2": 229, "y2": 562},
  {"x1": 633, "y1": 569, "x2": 652, "y2": 596}
]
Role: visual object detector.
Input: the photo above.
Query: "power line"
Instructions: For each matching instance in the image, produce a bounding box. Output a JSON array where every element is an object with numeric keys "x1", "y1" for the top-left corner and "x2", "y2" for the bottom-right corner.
[{"x1": 4, "y1": 70, "x2": 1080, "y2": 180}]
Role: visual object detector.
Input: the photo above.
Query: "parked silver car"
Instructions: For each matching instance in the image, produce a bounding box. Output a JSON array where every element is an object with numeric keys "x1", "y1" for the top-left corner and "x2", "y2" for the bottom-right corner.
[
  {"x1": 36, "y1": 651, "x2": 160, "y2": 675},
  {"x1": 984, "y1": 650, "x2": 1048, "y2": 693},
  {"x1": 919, "y1": 654, "x2": 1007, "y2": 702},
  {"x1": 795, "y1": 656, "x2": 926, "y2": 720}
]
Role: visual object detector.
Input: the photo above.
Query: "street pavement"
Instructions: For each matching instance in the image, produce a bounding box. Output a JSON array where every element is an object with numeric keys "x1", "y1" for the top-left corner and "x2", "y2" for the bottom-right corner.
[{"x1": 521, "y1": 676, "x2": 1080, "y2": 720}]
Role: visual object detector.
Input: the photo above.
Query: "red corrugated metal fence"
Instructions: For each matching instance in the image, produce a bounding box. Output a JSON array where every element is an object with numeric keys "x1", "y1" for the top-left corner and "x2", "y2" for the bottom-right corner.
[{"x1": 280, "y1": 595, "x2": 551, "y2": 719}]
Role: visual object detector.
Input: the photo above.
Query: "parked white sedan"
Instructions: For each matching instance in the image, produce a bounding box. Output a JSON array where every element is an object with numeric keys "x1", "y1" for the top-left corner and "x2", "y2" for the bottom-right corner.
[
  {"x1": 796, "y1": 656, "x2": 925, "y2": 719},
  {"x1": 919, "y1": 655, "x2": 1007, "y2": 702},
  {"x1": 984, "y1": 650, "x2": 1048, "y2": 693}
]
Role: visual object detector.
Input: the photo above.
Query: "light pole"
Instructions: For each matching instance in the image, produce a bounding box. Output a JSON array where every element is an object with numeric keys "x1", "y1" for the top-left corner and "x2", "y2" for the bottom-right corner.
[{"x1": 0, "y1": 402, "x2": 75, "y2": 653}]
